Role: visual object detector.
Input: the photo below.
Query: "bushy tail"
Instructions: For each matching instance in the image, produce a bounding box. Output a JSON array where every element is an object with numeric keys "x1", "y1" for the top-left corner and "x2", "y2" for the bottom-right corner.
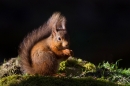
[{"x1": 19, "y1": 12, "x2": 65, "y2": 74}]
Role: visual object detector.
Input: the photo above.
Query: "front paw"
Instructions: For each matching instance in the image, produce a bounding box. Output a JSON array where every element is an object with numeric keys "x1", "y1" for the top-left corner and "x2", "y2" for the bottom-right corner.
[{"x1": 63, "y1": 49, "x2": 74, "y2": 56}]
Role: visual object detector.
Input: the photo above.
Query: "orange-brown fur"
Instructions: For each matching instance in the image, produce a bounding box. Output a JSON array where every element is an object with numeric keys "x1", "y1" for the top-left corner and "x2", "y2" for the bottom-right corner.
[{"x1": 19, "y1": 12, "x2": 73, "y2": 76}]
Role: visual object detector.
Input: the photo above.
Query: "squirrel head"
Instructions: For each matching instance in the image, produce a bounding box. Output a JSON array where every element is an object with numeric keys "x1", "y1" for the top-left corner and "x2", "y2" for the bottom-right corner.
[{"x1": 48, "y1": 12, "x2": 70, "y2": 50}]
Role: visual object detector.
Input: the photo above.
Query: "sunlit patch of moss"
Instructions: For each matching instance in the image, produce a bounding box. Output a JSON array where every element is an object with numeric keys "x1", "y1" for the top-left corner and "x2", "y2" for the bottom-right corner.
[
  {"x1": 83, "y1": 62, "x2": 96, "y2": 73},
  {"x1": 58, "y1": 61, "x2": 67, "y2": 72},
  {"x1": 0, "y1": 75, "x2": 22, "y2": 86}
]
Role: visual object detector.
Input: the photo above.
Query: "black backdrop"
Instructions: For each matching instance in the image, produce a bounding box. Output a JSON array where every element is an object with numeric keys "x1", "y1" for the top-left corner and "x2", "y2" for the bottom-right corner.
[{"x1": 0, "y1": 0, "x2": 130, "y2": 68}]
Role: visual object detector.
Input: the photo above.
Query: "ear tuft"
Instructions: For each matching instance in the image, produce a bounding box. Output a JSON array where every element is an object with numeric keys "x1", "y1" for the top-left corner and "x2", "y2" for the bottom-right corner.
[
  {"x1": 47, "y1": 12, "x2": 66, "y2": 30},
  {"x1": 61, "y1": 17, "x2": 66, "y2": 29}
]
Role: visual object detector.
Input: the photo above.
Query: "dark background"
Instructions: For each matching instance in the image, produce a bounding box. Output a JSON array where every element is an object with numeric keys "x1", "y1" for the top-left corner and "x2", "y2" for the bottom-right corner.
[{"x1": 0, "y1": 0, "x2": 130, "y2": 68}]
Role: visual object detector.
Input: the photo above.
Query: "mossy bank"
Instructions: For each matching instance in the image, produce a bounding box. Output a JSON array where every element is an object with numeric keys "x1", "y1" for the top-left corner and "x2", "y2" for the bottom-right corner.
[{"x1": 0, "y1": 57, "x2": 130, "y2": 86}]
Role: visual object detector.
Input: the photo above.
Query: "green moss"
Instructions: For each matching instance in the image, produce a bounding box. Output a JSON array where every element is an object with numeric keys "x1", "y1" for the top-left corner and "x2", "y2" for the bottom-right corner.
[
  {"x1": 58, "y1": 57, "x2": 96, "y2": 76},
  {"x1": 83, "y1": 62, "x2": 96, "y2": 73},
  {"x1": 0, "y1": 75, "x2": 120, "y2": 86},
  {"x1": 58, "y1": 61, "x2": 66, "y2": 72},
  {"x1": 0, "y1": 57, "x2": 130, "y2": 85}
]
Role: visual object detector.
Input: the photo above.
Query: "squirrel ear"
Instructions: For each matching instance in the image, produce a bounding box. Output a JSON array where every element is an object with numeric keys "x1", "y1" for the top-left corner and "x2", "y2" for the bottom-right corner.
[
  {"x1": 52, "y1": 17, "x2": 66, "y2": 38},
  {"x1": 56, "y1": 16, "x2": 66, "y2": 31},
  {"x1": 60, "y1": 17, "x2": 66, "y2": 30},
  {"x1": 48, "y1": 12, "x2": 66, "y2": 37},
  {"x1": 47, "y1": 12, "x2": 66, "y2": 30}
]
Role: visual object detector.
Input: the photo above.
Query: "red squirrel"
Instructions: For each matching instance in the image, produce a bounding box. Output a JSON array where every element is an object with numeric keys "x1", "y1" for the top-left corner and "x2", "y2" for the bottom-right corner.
[{"x1": 19, "y1": 12, "x2": 73, "y2": 76}]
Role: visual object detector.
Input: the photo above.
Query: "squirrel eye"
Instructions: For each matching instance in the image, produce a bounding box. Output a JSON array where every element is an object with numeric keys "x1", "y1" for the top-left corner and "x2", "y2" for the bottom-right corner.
[{"x1": 57, "y1": 36, "x2": 61, "y2": 41}]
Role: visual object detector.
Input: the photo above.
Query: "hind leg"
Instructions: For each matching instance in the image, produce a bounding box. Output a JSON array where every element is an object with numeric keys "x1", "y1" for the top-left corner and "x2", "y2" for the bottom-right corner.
[{"x1": 31, "y1": 50, "x2": 59, "y2": 75}]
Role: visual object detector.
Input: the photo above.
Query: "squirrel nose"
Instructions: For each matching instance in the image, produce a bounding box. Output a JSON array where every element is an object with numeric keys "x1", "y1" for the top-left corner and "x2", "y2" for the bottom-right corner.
[{"x1": 62, "y1": 42, "x2": 69, "y2": 48}]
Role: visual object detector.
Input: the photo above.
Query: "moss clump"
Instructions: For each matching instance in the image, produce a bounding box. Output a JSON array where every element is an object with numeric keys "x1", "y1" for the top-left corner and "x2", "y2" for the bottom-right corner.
[
  {"x1": 83, "y1": 62, "x2": 96, "y2": 73},
  {"x1": 0, "y1": 57, "x2": 22, "y2": 78},
  {"x1": 59, "y1": 57, "x2": 96, "y2": 76}
]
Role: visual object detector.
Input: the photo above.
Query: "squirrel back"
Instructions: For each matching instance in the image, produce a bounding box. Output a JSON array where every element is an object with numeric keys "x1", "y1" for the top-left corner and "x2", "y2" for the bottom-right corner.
[{"x1": 19, "y1": 12, "x2": 73, "y2": 75}]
